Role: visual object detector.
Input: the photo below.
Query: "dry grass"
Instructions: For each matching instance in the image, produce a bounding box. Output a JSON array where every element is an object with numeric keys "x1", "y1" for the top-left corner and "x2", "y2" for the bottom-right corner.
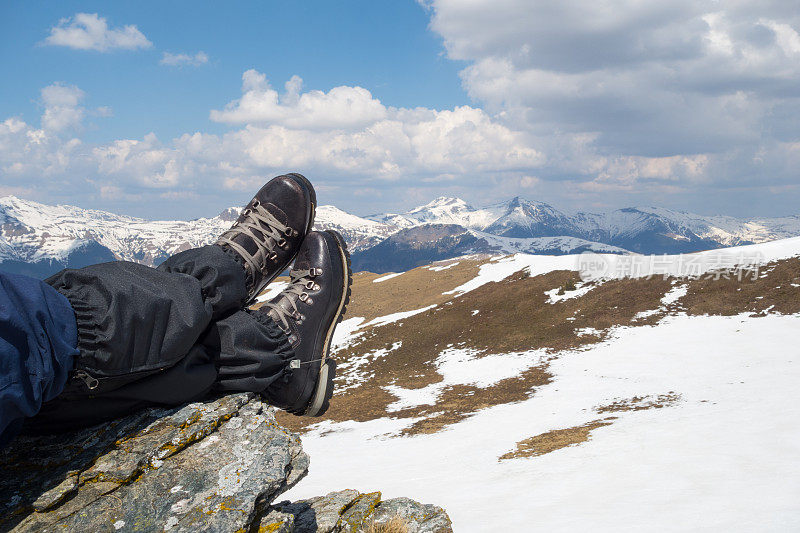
[
  {"x1": 499, "y1": 419, "x2": 616, "y2": 460},
  {"x1": 682, "y1": 257, "x2": 800, "y2": 316},
  {"x1": 341, "y1": 259, "x2": 484, "y2": 322},
  {"x1": 277, "y1": 263, "x2": 674, "y2": 434},
  {"x1": 274, "y1": 255, "x2": 800, "y2": 436},
  {"x1": 595, "y1": 393, "x2": 681, "y2": 413},
  {"x1": 363, "y1": 515, "x2": 410, "y2": 533}
]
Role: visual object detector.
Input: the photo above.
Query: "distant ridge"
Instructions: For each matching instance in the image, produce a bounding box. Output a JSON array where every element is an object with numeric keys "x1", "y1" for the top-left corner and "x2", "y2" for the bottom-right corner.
[{"x1": 1, "y1": 194, "x2": 799, "y2": 276}]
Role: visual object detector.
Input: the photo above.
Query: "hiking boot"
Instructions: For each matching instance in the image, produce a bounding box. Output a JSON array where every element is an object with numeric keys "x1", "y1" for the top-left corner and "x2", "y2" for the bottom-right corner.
[
  {"x1": 216, "y1": 173, "x2": 316, "y2": 303},
  {"x1": 258, "y1": 230, "x2": 352, "y2": 416}
]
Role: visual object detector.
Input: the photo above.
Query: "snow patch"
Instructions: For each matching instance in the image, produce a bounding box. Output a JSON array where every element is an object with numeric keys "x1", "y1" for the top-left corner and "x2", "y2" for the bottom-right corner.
[
  {"x1": 373, "y1": 272, "x2": 403, "y2": 283},
  {"x1": 429, "y1": 261, "x2": 460, "y2": 272},
  {"x1": 363, "y1": 305, "x2": 436, "y2": 329},
  {"x1": 384, "y1": 347, "x2": 548, "y2": 411},
  {"x1": 544, "y1": 281, "x2": 595, "y2": 303},
  {"x1": 254, "y1": 281, "x2": 289, "y2": 303}
]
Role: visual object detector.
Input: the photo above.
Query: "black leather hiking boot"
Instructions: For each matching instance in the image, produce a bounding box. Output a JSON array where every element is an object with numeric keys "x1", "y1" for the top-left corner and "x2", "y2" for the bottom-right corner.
[
  {"x1": 258, "y1": 230, "x2": 352, "y2": 417},
  {"x1": 216, "y1": 173, "x2": 316, "y2": 303}
]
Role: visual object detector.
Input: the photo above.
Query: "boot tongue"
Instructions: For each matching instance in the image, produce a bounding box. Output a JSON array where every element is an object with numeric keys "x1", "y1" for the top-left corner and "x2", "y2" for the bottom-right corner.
[{"x1": 293, "y1": 246, "x2": 312, "y2": 271}]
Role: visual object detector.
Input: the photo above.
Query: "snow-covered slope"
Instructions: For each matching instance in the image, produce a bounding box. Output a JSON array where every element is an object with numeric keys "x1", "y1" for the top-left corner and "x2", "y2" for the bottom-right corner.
[
  {"x1": 312, "y1": 205, "x2": 396, "y2": 252},
  {"x1": 0, "y1": 196, "x2": 231, "y2": 266},
  {"x1": 279, "y1": 236, "x2": 800, "y2": 531}
]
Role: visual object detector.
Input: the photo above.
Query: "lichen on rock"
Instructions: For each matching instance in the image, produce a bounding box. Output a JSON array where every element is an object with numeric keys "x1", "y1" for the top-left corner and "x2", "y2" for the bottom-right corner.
[
  {"x1": 0, "y1": 393, "x2": 452, "y2": 533},
  {"x1": 1, "y1": 394, "x2": 308, "y2": 532},
  {"x1": 262, "y1": 490, "x2": 453, "y2": 533}
]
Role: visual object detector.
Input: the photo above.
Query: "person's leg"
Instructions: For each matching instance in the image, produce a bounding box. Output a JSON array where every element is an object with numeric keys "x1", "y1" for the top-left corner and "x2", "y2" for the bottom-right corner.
[
  {"x1": 44, "y1": 245, "x2": 247, "y2": 390},
  {"x1": 0, "y1": 272, "x2": 79, "y2": 446},
  {"x1": 22, "y1": 229, "x2": 351, "y2": 432},
  {"x1": 20, "y1": 174, "x2": 317, "y2": 432}
]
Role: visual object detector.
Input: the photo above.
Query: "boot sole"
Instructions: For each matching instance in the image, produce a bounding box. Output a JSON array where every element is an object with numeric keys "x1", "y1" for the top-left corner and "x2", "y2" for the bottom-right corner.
[
  {"x1": 303, "y1": 229, "x2": 352, "y2": 417},
  {"x1": 248, "y1": 173, "x2": 317, "y2": 304}
]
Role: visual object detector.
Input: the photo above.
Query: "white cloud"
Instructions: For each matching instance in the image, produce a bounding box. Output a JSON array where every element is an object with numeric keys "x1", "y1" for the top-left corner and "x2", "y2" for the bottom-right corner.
[
  {"x1": 421, "y1": 0, "x2": 800, "y2": 208},
  {"x1": 210, "y1": 71, "x2": 388, "y2": 130},
  {"x1": 40, "y1": 83, "x2": 85, "y2": 132},
  {"x1": 0, "y1": 78, "x2": 544, "y2": 208},
  {"x1": 43, "y1": 13, "x2": 152, "y2": 52},
  {"x1": 160, "y1": 51, "x2": 209, "y2": 67}
]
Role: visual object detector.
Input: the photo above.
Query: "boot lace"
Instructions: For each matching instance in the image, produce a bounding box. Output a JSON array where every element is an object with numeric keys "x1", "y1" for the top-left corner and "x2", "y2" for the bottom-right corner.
[
  {"x1": 217, "y1": 201, "x2": 296, "y2": 279},
  {"x1": 264, "y1": 267, "x2": 322, "y2": 332}
]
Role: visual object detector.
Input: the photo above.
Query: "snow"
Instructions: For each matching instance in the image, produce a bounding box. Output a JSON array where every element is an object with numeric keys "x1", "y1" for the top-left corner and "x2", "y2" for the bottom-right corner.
[
  {"x1": 339, "y1": 341, "x2": 402, "y2": 392},
  {"x1": 373, "y1": 272, "x2": 404, "y2": 283},
  {"x1": 544, "y1": 281, "x2": 596, "y2": 303},
  {"x1": 254, "y1": 281, "x2": 289, "y2": 303},
  {"x1": 443, "y1": 254, "x2": 577, "y2": 296},
  {"x1": 661, "y1": 283, "x2": 688, "y2": 305},
  {"x1": 286, "y1": 313, "x2": 800, "y2": 531},
  {"x1": 3, "y1": 194, "x2": 800, "y2": 268},
  {"x1": 384, "y1": 347, "x2": 549, "y2": 411},
  {"x1": 362, "y1": 305, "x2": 437, "y2": 328},
  {"x1": 330, "y1": 317, "x2": 367, "y2": 354},
  {"x1": 428, "y1": 261, "x2": 460, "y2": 272},
  {"x1": 444, "y1": 236, "x2": 800, "y2": 297},
  {"x1": 469, "y1": 230, "x2": 630, "y2": 255}
]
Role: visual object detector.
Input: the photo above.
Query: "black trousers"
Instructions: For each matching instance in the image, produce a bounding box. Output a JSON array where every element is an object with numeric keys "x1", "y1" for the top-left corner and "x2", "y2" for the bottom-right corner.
[{"x1": 25, "y1": 245, "x2": 292, "y2": 433}]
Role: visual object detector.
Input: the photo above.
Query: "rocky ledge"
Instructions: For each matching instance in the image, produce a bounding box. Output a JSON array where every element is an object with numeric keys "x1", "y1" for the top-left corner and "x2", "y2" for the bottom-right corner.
[{"x1": 0, "y1": 394, "x2": 452, "y2": 533}]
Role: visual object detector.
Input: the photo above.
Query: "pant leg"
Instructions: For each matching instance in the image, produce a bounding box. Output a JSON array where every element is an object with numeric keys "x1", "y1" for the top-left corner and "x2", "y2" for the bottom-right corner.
[
  {"x1": 24, "y1": 309, "x2": 293, "y2": 433},
  {"x1": 45, "y1": 245, "x2": 247, "y2": 382},
  {"x1": 25, "y1": 344, "x2": 217, "y2": 434},
  {"x1": 205, "y1": 309, "x2": 294, "y2": 393},
  {"x1": 0, "y1": 272, "x2": 79, "y2": 447}
]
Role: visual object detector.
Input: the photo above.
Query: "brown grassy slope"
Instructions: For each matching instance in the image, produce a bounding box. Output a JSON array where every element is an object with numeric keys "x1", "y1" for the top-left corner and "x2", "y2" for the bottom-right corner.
[
  {"x1": 275, "y1": 255, "x2": 800, "y2": 435},
  {"x1": 277, "y1": 263, "x2": 674, "y2": 433},
  {"x1": 682, "y1": 258, "x2": 800, "y2": 315},
  {"x1": 341, "y1": 259, "x2": 483, "y2": 322}
]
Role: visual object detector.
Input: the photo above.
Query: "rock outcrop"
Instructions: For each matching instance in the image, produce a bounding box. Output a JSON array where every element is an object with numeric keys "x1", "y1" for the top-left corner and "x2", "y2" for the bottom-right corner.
[
  {"x1": 261, "y1": 490, "x2": 453, "y2": 532},
  {"x1": 0, "y1": 394, "x2": 452, "y2": 533}
]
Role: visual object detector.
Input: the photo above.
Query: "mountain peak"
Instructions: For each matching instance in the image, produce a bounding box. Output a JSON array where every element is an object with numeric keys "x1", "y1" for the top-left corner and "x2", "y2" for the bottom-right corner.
[
  {"x1": 216, "y1": 207, "x2": 241, "y2": 222},
  {"x1": 420, "y1": 196, "x2": 469, "y2": 209}
]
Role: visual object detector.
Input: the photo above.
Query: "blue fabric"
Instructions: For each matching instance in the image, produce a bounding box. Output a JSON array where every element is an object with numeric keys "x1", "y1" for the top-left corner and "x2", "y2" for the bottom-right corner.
[{"x1": 0, "y1": 271, "x2": 78, "y2": 447}]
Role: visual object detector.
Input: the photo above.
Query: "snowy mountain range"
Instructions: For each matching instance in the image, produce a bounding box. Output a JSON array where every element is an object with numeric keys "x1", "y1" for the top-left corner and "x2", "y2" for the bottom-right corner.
[{"x1": 1, "y1": 194, "x2": 799, "y2": 276}]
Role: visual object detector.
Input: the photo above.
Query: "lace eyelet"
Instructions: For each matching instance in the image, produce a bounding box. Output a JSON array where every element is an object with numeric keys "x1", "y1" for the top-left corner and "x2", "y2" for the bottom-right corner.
[
  {"x1": 277, "y1": 238, "x2": 287, "y2": 248},
  {"x1": 299, "y1": 292, "x2": 309, "y2": 302},
  {"x1": 252, "y1": 200, "x2": 260, "y2": 208},
  {"x1": 268, "y1": 251, "x2": 278, "y2": 261},
  {"x1": 305, "y1": 280, "x2": 315, "y2": 289}
]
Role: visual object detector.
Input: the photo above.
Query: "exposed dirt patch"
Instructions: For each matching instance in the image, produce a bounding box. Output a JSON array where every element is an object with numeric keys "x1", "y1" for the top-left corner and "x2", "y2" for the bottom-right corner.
[
  {"x1": 395, "y1": 365, "x2": 553, "y2": 437},
  {"x1": 498, "y1": 418, "x2": 616, "y2": 460},
  {"x1": 595, "y1": 393, "x2": 682, "y2": 414},
  {"x1": 682, "y1": 257, "x2": 800, "y2": 316}
]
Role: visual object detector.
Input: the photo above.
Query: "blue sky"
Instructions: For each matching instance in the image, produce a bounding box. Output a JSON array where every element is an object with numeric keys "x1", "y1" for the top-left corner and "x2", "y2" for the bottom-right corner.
[
  {"x1": 1, "y1": 1, "x2": 799, "y2": 219},
  {"x1": 1, "y1": 1, "x2": 466, "y2": 142}
]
